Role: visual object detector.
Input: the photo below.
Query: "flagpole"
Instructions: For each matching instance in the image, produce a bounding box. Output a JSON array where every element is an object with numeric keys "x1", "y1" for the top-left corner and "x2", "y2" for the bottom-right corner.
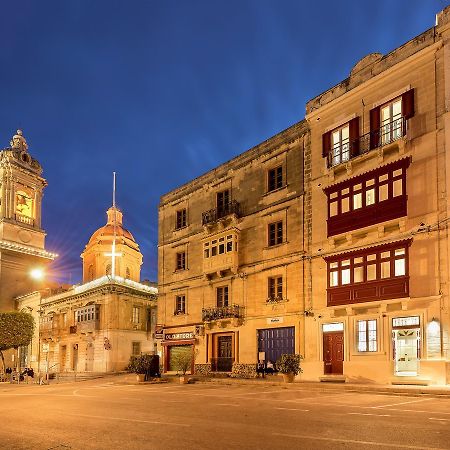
[{"x1": 112, "y1": 172, "x2": 116, "y2": 279}]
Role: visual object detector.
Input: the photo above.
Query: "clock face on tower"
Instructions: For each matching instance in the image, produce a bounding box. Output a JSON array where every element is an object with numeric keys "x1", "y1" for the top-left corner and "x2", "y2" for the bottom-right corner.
[{"x1": 16, "y1": 191, "x2": 33, "y2": 218}]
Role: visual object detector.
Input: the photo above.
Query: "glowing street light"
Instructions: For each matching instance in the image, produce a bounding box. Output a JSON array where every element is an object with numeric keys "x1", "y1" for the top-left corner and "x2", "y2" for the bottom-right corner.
[{"x1": 30, "y1": 268, "x2": 44, "y2": 280}]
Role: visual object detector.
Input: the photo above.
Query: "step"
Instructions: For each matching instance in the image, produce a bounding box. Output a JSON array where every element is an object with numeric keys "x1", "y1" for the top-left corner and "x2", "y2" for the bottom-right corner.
[
  {"x1": 319, "y1": 375, "x2": 347, "y2": 383},
  {"x1": 390, "y1": 377, "x2": 430, "y2": 386}
]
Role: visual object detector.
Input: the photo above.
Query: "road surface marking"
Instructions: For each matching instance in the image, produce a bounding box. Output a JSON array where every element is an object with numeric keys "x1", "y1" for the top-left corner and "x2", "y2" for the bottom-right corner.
[
  {"x1": 373, "y1": 398, "x2": 433, "y2": 408},
  {"x1": 429, "y1": 417, "x2": 450, "y2": 421},
  {"x1": 348, "y1": 412, "x2": 391, "y2": 417},
  {"x1": 216, "y1": 403, "x2": 240, "y2": 407},
  {"x1": 275, "y1": 407, "x2": 309, "y2": 412},
  {"x1": 273, "y1": 432, "x2": 447, "y2": 449},
  {"x1": 66, "y1": 413, "x2": 189, "y2": 427}
]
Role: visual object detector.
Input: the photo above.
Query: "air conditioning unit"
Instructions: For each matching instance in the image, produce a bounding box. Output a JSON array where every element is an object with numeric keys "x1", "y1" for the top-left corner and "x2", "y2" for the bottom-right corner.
[{"x1": 195, "y1": 325, "x2": 205, "y2": 336}]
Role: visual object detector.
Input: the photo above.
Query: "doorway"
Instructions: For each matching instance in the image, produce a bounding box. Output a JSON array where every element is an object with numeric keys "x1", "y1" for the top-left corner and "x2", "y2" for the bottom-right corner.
[
  {"x1": 323, "y1": 331, "x2": 344, "y2": 375},
  {"x1": 60, "y1": 345, "x2": 67, "y2": 372},
  {"x1": 212, "y1": 334, "x2": 233, "y2": 372},
  {"x1": 85, "y1": 343, "x2": 94, "y2": 372},
  {"x1": 392, "y1": 316, "x2": 420, "y2": 376}
]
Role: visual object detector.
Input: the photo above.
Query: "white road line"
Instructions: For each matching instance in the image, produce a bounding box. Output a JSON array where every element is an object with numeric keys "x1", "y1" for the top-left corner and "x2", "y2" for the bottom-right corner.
[
  {"x1": 348, "y1": 412, "x2": 391, "y2": 417},
  {"x1": 273, "y1": 432, "x2": 447, "y2": 449},
  {"x1": 216, "y1": 403, "x2": 240, "y2": 407},
  {"x1": 275, "y1": 407, "x2": 309, "y2": 412},
  {"x1": 429, "y1": 417, "x2": 450, "y2": 421},
  {"x1": 373, "y1": 398, "x2": 433, "y2": 409},
  {"x1": 66, "y1": 413, "x2": 189, "y2": 427}
]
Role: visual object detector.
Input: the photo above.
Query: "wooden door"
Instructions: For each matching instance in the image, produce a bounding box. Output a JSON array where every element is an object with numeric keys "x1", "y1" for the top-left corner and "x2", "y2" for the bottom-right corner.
[
  {"x1": 323, "y1": 332, "x2": 344, "y2": 374},
  {"x1": 217, "y1": 335, "x2": 233, "y2": 372}
]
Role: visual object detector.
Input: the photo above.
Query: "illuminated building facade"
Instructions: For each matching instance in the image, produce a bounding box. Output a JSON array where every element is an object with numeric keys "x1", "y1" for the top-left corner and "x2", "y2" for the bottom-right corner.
[
  {"x1": 17, "y1": 207, "x2": 157, "y2": 374},
  {"x1": 158, "y1": 6, "x2": 450, "y2": 384}
]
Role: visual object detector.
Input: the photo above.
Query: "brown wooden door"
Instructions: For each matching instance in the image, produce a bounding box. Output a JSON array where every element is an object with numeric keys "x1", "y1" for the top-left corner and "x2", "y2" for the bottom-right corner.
[
  {"x1": 216, "y1": 335, "x2": 233, "y2": 372},
  {"x1": 323, "y1": 331, "x2": 344, "y2": 374}
]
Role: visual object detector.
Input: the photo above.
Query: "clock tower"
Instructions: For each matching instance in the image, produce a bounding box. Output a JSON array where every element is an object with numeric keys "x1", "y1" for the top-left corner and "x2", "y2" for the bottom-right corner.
[{"x1": 0, "y1": 130, "x2": 56, "y2": 310}]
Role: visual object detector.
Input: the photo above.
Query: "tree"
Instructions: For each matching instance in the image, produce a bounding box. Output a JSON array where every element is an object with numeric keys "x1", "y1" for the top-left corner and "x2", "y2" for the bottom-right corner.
[
  {"x1": 171, "y1": 348, "x2": 197, "y2": 375},
  {"x1": 0, "y1": 311, "x2": 35, "y2": 372}
]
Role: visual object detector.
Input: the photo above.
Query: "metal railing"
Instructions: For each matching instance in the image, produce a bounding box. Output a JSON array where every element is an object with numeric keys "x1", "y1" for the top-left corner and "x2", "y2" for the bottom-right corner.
[
  {"x1": 202, "y1": 200, "x2": 240, "y2": 226},
  {"x1": 210, "y1": 357, "x2": 233, "y2": 372},
  {"x1": 202, "y1": 304, "x2": 244, "y2": 322},
  {"x1": 327, "y1": 117, "x2": 406, "y2": 168},
  {"x1": 266, "y1": 296, "x2": 286, "y2": 303}
]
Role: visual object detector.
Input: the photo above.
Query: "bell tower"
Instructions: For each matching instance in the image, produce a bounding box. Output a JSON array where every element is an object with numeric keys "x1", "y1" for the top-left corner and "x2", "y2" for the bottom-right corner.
[{"x1": 0, "y1": 130, "x2": 57, "y2": 310}]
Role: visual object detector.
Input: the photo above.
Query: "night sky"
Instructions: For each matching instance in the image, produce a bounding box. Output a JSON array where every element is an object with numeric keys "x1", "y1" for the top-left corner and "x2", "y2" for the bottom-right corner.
[{"x1": 0, "y1": 1, "x2": 446, "y2": 284}]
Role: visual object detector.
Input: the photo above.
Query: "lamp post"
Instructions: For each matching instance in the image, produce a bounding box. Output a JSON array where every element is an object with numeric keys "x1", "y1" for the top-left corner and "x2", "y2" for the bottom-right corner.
[{"x1": 30, "y1": 267, "x2": 45, "y2": 383}]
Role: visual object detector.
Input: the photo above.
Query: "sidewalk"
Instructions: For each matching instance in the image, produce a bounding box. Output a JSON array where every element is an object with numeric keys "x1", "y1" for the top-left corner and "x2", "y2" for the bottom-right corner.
[{"x1": 193, "y1": 375, "x2": 450, "y2": 397}]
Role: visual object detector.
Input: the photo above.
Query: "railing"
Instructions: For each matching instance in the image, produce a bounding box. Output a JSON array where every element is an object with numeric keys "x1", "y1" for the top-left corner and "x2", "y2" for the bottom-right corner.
[
  {"x1": 202, "y1": 304, "x2": 244, "y2": 322},
  {"x1": 210, "y1": 357, "x2": 233, "y2": 372},
  {"x1": 15, "y1": 213, "x2": 34, "y2": 226},
  {"x1": 327, "y1": 117, "x2": 406, "y2": 168},
  {"x1": 202, "y1": 200, "x2": 240, "y2": 226},
  {"x1": 266, "y1": 296, "x2": 286, "y2": 304}
]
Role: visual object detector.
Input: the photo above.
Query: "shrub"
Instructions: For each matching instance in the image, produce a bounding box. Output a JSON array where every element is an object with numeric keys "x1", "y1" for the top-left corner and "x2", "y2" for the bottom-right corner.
[
  {"x1": 276, "y1": 354, "x2": 303, "y2": 375},
  {"x1": 127, "y1": 354, "x2": 160, "y2": 379}
]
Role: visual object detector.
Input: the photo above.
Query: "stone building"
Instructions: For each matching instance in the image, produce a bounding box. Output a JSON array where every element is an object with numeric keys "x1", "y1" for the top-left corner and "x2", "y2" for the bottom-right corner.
[
  {"x1": 302, "y1": 7, "x2": 450, "y2": 384},
  {"x1": 158, "y1": 122, "x2": 308, "y2": 376},
  {"x1": 158, "y1": 6, "x2": 450, "y2": 384},
  {"x1": 17, "y1": 206, "x2": 157, "y2": 375},
  {"x1": 0, "y1": 130, "x2": 57, "y2": 312}
]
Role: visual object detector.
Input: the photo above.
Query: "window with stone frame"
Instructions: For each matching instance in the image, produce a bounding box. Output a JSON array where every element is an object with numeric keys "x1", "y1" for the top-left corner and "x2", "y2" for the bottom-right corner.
[
  {"x1": 326, "y1": 240, "x2": 411, "y2": 307},
  {"x1": 176, "y1": 251, "x2": 186, "y2": 270},
  {"x1": 175, "y1": 295, "x2": 186, "y2": 315},
  {"x1": 357, "y1": 319, "x2": 378, "y2": 352},
  {"x1": 175, "y1": 208, "x2": 187, "y2": 230},
  {"x1": 322, "y1": 118, "x2": 359, "y2": 167},
  {"x1": 268, "y1": 276, "x2": 283, "y2": 302},
  {"x1": 268, "y1": 221, "x2": 283, "y2": 246},
  {"x1": 132, "y1": 341, "x2": 141, "y2": 356},
  {"x1": 267, "y1": 166, "x2": 283, "y2": 192},
  {"x1": 216, "y1": 286, "x2": 229, "y2": 307},
  {"x1": 132, "y1": 306, "x2": 141, "y2": 324}
]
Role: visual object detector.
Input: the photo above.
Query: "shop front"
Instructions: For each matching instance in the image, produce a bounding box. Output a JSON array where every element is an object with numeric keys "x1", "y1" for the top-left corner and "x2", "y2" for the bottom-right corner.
[{"x1": 161, "y1": 331, "x2": 196, "y2": 373}]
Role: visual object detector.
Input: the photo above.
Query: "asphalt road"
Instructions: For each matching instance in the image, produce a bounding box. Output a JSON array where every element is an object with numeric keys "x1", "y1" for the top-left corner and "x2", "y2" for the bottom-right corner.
[{"x1": 1, "y1": 377, "x2": 450, "y2": 450}]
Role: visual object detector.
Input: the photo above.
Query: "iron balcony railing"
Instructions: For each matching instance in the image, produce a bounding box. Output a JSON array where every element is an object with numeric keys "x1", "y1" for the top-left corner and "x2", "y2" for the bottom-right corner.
[
  {"x1": 202, "y1": 304, "x2": 244, "y2": 322},
  {"x1": 266, "y1": 296, "x2": 285, "y2": 304},
  {"x1": 210, "y1": 357, "x2": 233, "y2": 372},
  {"x1": 202, "y1": 200, "x2": 240, "y2": 226},
  {"x1": 327, "y1": 116, "x2": 406, "y2": 168}
]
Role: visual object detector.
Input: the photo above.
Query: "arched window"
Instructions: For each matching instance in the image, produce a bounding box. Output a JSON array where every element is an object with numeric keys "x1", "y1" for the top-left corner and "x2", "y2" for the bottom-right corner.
[
  {"x1": 106, "y1": 264, "x2": 112, "y2": 276},
  {"x1": 126, "y1": 267, "x2": 131, "y2": 279}
]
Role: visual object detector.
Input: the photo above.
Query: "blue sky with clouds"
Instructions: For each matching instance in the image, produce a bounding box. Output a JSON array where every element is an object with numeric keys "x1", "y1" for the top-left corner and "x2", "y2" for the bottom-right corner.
[{"x1": 0, "y1": 0, "x2": 446, "y2": 283}]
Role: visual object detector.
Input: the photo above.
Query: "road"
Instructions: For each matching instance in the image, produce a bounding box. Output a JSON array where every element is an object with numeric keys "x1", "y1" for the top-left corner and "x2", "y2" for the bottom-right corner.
[{"x1": 1, "y1": 377, "x2": 450, "y2": 449}]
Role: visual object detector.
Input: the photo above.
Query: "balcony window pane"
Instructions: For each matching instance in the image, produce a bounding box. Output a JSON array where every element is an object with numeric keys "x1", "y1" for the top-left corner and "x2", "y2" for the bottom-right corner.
[
  {"x1": 379, "y1": 184, "x2": 388, "y2": 202},
  {"x1": 393, "y1": 179, "x2": 402, "y2": 197},
  {"x1": 330, "y1": 262, "x2": 338, "y2": 269},
  {"x1": 211, "y1": 246, "x2": 217, "y2": 256},
  {"x1": 353, "y1": 192, "x2": 362, "y2": 210},
  {"x1": 204, "y1": 249, "x2": 209, "y2": 258},
  {"x1": 367, "y1": 254, "x2": 376, "y2": 261},
  {"x1": 341, "y1": 268, "x2": 351, "y2": 285},
  {"x1": 381, "y1": 261, "x2": 390, "y2": 278},
  {"x1": 395, "y1": 258, "x2": 406, "y2": 276},
  {"x1": 354, "y1": 257, "x2": 363, "y2": 264},
  {"x1": 219, "y1": 244, "x2": 225, "y2": 254},
  {"x1": 330, "y1": 201, "x2": 338, "y2": 217},
  {"x1": 381, "y1": 251, "x2": 390, "y2": 259},
  {"x1": 330, "y1": 271, "x2": 338, "y2": 287},
  {"x1": 393, "y1": 99, "x2": 402, "y2": 116},
  {"x1": 367, "y1": 264, "x2": 376, "y2": 281},
  {"x1": 395, "y1": 248, "x2": 405, "y2": 256},
  {"x1": 342, "y1": 197, "x2": 350, "y2": 213},
  {"x1": 379, "y1": 174, "x2": 388, "y2": 182},
  {"x1": 393, "y1": 169, "x2": 402, "y2": 177},
  {"x1": 354, "y1": 266, "x2": 364, "y2": 283},
  {"x1": 366, "y1": 188, "x2": 375, "y2": 206},
  {"x1": 226, "y1": 241, "x2": 233, "y2": 252}
]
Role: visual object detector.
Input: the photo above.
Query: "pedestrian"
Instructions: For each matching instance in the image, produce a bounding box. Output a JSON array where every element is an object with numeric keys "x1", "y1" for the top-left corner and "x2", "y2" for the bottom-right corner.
[{"x1": 6, "y1": 367, "x2": 13, "y2": 383}]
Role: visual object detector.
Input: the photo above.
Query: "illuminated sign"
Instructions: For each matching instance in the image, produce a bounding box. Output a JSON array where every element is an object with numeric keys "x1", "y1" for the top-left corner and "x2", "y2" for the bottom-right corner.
[{"x1": 164, "y1": 332, "x2": 194, "y2": 340}]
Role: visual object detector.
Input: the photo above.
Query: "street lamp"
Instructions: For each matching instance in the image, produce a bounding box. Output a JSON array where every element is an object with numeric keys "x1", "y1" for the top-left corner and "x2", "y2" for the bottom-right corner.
[{"x1": 30, "y1": 268, "x2": 44, "y2": 281}]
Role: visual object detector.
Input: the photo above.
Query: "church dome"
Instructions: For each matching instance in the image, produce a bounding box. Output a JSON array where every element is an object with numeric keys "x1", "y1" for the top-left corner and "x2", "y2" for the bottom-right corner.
[{"x1": 87, "y1": 207, "x2": 136, "y2": 245}]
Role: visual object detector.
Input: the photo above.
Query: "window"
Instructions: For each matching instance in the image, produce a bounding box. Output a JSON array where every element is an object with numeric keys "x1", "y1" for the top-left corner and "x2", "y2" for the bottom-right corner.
[
  {"x1": 322, "y1": 117, "x2": 359, "y2": 167},
  {"x1": 268, "y1": 221, "x2": 283, "y2": 246},
  {"x1": 132, "y1": 341, "x2": 141, "y2": 356},
  {"x1": 175, "y1": 295, "x2": 186, "y2": 315},
  {"x1": 325, "y1": 240, "x2": 411, "y2": 306},
  {"x1": 75, "y1": 305, "x2": 99, "y2": 323},
  {"x1": 216, "y1": 286, "x2": 229, "y2": 307},
  {"x1": 176, "y1": 209, "x2": 187, "y2": 229},
  {"x1": 268, "y1": 276, "x2": 283, "y2": 302},
  {"x1": 325, "y1": 158, "x2": 410, "y2": 237},
  {"x1": 203, "y1": 234, "x2": 237, "y2": 259},
  {"x1": 369, "y1": 89, "x2": 414, "y2": 149},
  {"x1": 217, "y1": 190, "x2": 230, "y2": 218},
  {"x1": 357, "y1": 320, "x2": 377, "y2": 352},
  {"x1": 132, "y1": 306, "x2": 140, "y2": 324},
  {"x1": 176, "y1": 251, "x2": 186, "y2": 270},
  {"x1": 268, "y1": 166, "x2": 283, "y2": 192}
]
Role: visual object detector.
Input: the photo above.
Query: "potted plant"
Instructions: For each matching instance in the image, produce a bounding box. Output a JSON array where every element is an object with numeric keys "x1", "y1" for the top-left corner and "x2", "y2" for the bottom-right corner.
[
  {"x1": 276, "y1": 354, "x2": 303, "y2": 383},
  {"x1": 127, "y1": 354, "x2": 160, "y2": 382},
  {"x1": 171, "y1": 349, "x2": 195, "y2": 384}
]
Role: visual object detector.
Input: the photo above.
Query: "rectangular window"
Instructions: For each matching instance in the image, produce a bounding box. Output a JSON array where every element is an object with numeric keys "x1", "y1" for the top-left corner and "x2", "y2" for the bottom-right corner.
[
  {"x1": 132, "y1": 306, "x2": 140, "y2": 324},
  {"x1": 132, "y1": 341, "x2": 141, "y2": 356},
  {"x1": 175, "y1": 209, "x2": 187, "y2": 229},
  {"x1": 268, "y1": 166, "x2": 283, "y2": 192},
  {"x1": 216, "y1": 286, "x2": 229, "y2": 307},
  {"x1": 217, "y1": 190, "x2": 230, "y2": 218},
  {"x1": 325, "y1": 159, "x2": 410, "y2": 237},
  {"x1": 357, "y1": 320, "x2": 377, "y2": 352},
  {"x1": 268, "y1": 276, "x2": 283, "y2": 301},
  {"x1": 268, "y1": 221, "x2": 283, "y2": 246},
  {"x1": 75, "y1": 305, "x2": 99, "y2": 323},
  {"x1": 331, "y1": 124, "x2": 350, "y2": 166},
  {"x1": 175, "y1": 295, "x2": 186, "y2": 315},
  {"x1": 176, "y1": 252, "x2": 186, "y2": 270},
  {"x1": 381, "y1": 98, "x2": 403, "y2": 145}
]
